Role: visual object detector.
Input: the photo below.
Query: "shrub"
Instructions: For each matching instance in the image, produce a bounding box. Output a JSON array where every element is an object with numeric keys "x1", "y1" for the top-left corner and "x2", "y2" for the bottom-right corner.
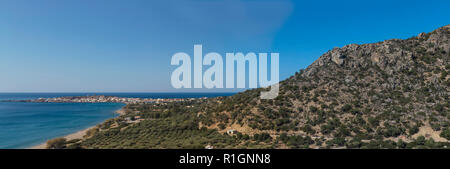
[
  {"x1": 440, "y1": 128, "x2": 450, "y2": 140},
  {"x1": 218, "y1": 123, "x2": 226, "y2": 130},
  {"x1": 46, "y1": 138, "x2": 67, "y2": 149},
  {"x1": 253, "y1": 133, "x2": 272, "y2": 142},
  {"x1": 329, "y1": 137, "x2": 345, "y2": 147},
  {"x1": 409, "y1": 125, "x2": 420, "y2": 135},
  {"x1": 397, "y1": 139, "x2": 406, "y2": 148},
  {"x1": 310, "y1": 106, "x2": 318, "y2": 113},
  {"x1": 302, "y1": 125, "x2": 316, "y2": 134},
  {"x1": 368, "y1": 117, "x2": 379, "y2": 127},
  {"x1": 341, "y1": 104, "x2": 352, "y2": 112},
  {"x1": 415, "y1": 136, "x2": 426, "y2": 145},
  {"x1": 85, "y1": 127, "x2": 99, "y2": 138}
]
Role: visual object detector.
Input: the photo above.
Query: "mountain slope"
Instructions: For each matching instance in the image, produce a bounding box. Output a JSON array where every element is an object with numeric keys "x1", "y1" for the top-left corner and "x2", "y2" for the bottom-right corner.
[{"x1": 73, "y1": 25, "x2": 449, "y2": 149}]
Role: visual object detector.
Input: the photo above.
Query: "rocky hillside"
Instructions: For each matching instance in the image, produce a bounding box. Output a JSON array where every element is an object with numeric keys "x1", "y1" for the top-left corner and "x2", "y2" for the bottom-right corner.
[
  {"x1": 72, "y1": 25, "x2": 449, "y2": 149},
  {"x1": 189, "y1": 25, "x2": 449, "y2": 146}
]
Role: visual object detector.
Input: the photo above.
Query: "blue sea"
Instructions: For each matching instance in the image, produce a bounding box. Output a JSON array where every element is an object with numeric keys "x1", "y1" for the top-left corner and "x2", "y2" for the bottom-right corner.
[{"x1": 0, "y1": 93, "x2": 234, "y2": 149}]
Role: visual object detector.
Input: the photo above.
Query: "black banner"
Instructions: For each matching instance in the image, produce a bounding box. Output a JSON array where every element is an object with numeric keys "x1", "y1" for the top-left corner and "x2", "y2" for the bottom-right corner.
[{"x1": 0, "y1": 149, "x2": 447, "y2": 168}]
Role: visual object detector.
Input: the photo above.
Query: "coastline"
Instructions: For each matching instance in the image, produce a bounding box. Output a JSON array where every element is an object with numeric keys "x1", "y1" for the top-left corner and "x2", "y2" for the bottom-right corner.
[{"x1": 29, "y1": 106, "x2": 126, "y2": 149}]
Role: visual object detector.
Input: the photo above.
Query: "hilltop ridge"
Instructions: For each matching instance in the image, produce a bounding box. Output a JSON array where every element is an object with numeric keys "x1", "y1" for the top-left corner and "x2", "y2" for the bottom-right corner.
[{"x1": 66, "y1": 25, "x2": 449, "y2": 149}]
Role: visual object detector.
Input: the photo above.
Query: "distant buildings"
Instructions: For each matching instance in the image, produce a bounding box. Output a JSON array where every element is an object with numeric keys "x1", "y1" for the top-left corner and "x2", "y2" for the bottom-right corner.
[
  {"x1": 124, "y1": 116, "x2": 143, "y2": 123},
  {"x1": 21, "y1": 95, "x2": 203, "y2": 104}
]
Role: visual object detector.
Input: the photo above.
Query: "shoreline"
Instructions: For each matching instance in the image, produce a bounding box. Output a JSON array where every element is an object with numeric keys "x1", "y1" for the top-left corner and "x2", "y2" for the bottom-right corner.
[{"x1": 29, "y1": 106, "x2": 126, "y2": 149}]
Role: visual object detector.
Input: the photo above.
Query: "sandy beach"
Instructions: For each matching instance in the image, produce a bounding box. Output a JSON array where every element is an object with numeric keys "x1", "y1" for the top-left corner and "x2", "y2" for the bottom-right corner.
[{"x1": 29, "y1": 107, "x2": 125, "y2": 149}]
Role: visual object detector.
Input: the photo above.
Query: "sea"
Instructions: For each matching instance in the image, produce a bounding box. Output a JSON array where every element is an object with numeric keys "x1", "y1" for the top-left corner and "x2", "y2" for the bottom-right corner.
[{"x1": 0, "y1": 93, "x2": 234, "y2": 149}]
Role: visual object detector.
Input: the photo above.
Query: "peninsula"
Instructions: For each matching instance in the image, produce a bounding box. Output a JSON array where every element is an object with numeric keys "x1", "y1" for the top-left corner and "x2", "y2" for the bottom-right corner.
[{"x1": 3, "y1": 95, "x2": 204, "y2": 104}]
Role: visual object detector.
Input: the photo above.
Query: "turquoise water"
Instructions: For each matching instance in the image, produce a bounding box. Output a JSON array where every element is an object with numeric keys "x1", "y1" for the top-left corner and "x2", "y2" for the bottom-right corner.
[
  {"x1": 0, "y1": 92, "x2": 235, "y2": 101},
  {"x1": 0, "y1": 93, "x2": 235, "y2": 149},
  {"x1": 0, "y1": 102, "x2": 124, "y2": 149}
]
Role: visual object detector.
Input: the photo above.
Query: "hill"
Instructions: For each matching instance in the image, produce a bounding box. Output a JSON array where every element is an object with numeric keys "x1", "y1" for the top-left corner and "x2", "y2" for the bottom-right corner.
[{"x1": 63, "y1": 25, "x2": 449, "y2": 149}]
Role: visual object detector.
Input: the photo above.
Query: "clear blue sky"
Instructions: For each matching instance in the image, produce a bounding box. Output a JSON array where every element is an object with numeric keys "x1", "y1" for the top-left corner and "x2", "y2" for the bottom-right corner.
[{"x1": 0, "y1": 0, "x2": 449, "y2": 92}]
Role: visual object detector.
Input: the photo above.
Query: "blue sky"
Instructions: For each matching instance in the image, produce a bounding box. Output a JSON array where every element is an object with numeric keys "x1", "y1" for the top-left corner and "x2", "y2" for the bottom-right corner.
[{"x1": 0, "y1": 0, "x2": 449, "y2": 92}]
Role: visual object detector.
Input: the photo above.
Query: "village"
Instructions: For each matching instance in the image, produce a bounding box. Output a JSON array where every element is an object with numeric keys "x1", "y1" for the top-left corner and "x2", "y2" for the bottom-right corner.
[{"x1": 7, "y1": 95, "x2": 205, "y2": 104}]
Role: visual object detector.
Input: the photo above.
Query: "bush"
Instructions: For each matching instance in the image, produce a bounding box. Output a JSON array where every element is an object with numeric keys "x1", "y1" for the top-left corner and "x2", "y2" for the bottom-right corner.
[
  {"x1": 282, "y1": 135, "x2": 314, "y2": 148},
  {"x1": 85, "y1": 128, "x2": 99, "y2": 138},
  {"x1": 242, "y1": 134, "x2": 250, "y2": 140},
  {"x1": 368, "y1": 117, "x2": 379, "y2": 127},
  {"x1": 309, "y1": 106, "x2": 318, "y2": 113},
  {"x1": 67, "y1": 143, "x2": 83, "y2": 149},
  {"x1": 415, "y1": 136, "x2": 426, "y2": 145},
  {"x1": 46, "y1": 138, "x2": 67, "y2": 149},
  {"x1": 382, "y1": 126, "x2": 404, "y2": 137},
  {"x1": 218, "y1": 123, "x2": 226, "y2": 130},
  {"x1": 302, "y1": 125, "x2": 316, "y2": 134},
  {"x1": 253, "y1": 133, "x2": 272, "y2": 142},
  {"x1": 397, "y1": 139, "x2": 406, "y2": 148},
  {"x1": 409, "y1": 125, "x2": 420, "y2": 135},
  {"x1": 440, "y1": 128, "x2": 450, "y2": 140},
  {"x1": 346, "y1": 138, "x2": 362, "y2": 149},
  {"x1": 328, "y1": 137, "x2": 345, "y2": 147},
  {"x1": 431, "y1": 123, "x2": 441, "y2": 131},
  {"x1": 341, "y1": 104, "x2": 352, "y2": 112}
]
